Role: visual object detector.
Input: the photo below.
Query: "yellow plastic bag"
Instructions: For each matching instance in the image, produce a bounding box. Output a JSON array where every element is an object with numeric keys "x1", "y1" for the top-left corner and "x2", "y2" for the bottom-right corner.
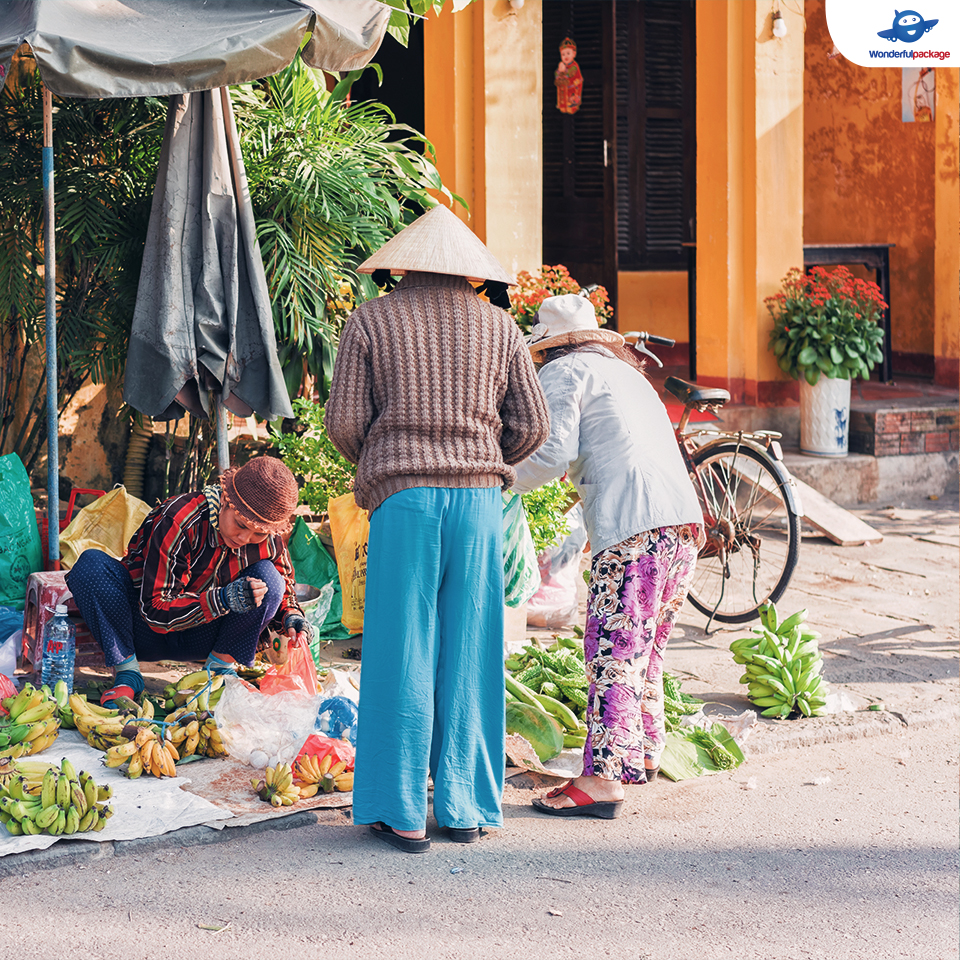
[
  {"x1": 326, "y1": 492, "x2": 369, "y2": 634},
  {"x1": 59, "y1": 486, "x2": 152, "y2": 570}
]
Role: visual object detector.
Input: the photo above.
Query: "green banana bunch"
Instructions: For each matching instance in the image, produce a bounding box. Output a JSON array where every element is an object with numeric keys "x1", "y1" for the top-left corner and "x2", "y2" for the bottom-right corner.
[
  {"x1": 730, "y1": 603, "x2": 830, "y2": 718},
  {"x1": 0, "y1": 684, "x2": 63, "y2": 758},
  {"x1": 0, "y1": 756, "x2": 113, "y2": 837}
]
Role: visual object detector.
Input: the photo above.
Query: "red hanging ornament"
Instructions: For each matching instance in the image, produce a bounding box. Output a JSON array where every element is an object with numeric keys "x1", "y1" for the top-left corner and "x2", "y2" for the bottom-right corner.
[{"x1": 554, "y1": 37, "x2": 582, "y2": 115}]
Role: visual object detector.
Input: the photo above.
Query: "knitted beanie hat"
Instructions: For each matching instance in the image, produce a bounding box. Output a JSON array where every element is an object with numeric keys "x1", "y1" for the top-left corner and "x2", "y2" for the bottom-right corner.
[{"x1": 220, "y1": 457, "x2": 298, "y2": 535}]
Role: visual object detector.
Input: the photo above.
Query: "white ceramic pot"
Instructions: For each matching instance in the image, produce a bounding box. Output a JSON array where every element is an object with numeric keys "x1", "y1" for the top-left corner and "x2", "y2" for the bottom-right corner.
[{"x1": 799, "y1": 375, "x2": 851, "y2": 457}]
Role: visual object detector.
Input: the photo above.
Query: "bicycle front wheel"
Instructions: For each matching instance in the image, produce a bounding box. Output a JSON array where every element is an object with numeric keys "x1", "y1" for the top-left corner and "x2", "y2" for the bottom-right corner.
[{"x1": 687, "y1": 441, "x2": 801, "y2": 624}]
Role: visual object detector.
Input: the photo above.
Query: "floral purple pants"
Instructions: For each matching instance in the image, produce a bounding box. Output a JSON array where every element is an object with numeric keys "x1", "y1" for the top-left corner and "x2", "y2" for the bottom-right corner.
[{"x1": 582, "y1": 523, "x2": 703, "y2": 784}]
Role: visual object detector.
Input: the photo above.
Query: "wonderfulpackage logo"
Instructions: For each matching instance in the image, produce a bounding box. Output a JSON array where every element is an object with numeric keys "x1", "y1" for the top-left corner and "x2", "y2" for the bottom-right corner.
[{"x1": 827, "y1": 0, "x2": 956, "y2": 67}]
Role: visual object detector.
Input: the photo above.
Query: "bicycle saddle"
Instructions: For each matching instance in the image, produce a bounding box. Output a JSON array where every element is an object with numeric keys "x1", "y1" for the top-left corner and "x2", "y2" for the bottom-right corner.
[{"x1": 664, "y1": 376, "x2": 731, "y2": 406}]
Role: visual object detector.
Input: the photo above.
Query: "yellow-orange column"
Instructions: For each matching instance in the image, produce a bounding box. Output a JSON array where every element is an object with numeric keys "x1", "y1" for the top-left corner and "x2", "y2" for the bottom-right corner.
[
  {"x1": 423, "y1": 1, "x2": 543, "y2": 274},
  {"x1": 695, "y1": 1, "x2": 804, "y2": 405},
  {"x1": 934, "y1": 68, "x2": 959, "y2": 388}
]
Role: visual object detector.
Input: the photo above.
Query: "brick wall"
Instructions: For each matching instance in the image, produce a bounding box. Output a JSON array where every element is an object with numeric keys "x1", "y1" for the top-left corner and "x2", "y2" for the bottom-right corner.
[{"x1": 850, "y1": 406, "x2": 960, "y2": 457}]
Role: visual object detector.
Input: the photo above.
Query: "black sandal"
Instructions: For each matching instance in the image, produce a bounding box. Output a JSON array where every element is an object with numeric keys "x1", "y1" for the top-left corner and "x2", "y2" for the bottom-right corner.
[
  {"x1": 445, "y1": 827, "x2": 481, "y2": 843},
  {"x1": 369, "y1": 822, "x2": 431, "y2": 854}
]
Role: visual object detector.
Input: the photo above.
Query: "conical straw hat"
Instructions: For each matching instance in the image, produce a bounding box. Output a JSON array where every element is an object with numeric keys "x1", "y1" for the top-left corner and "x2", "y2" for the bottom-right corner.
[{"x1": 358, "y1": 204, "x2": 516, "y2": 285}]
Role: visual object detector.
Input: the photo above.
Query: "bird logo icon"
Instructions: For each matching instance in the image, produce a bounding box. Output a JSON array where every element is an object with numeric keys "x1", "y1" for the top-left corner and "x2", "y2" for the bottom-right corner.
[{"x1": 877, "y1": 9, "x2": 939, "y2": 43}]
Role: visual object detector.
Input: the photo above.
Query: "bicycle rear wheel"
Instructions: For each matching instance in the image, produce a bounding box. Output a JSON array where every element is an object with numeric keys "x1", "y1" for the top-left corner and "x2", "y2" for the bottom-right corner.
[{"x1": 687, "y1": 441, "x2": 800, "y2": 624}]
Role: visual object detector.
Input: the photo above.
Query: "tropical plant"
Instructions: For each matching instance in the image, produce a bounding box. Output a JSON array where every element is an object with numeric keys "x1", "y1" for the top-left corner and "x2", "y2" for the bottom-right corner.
[
  {"x1": 521, "y1": 478, "x2": 574, "y2": 556},
  {"x1": 508, "y1": 264, "x2": 613, "y2": 336},
  {"x1": 268, "y1": 397, "x2": 355, "y2": 515},
  {"x1": 232, "y1": 60, "x2": 462, "y2": 403},
  {"x1": 766, "y1": 266, "x2": 886, "y2": 386},
  {"x1": 0, "y1": 57, "x2": 166, "y2": 473}
]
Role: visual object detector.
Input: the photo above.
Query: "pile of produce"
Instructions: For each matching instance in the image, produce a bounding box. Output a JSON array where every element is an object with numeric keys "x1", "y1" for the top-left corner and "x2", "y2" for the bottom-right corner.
[
  {"x1": 71, "y1": 694, "x2": 226, "y2": 778},
  {"x1": 0, "y1": 757, "x2": 113, "y2": 836},
  {"x1": 730, "y1": 604, "x2": 829, "y2": 718},
  {"x1": 659, "y1": 673, "x2": 745, "y2": 780},
  {"x1": 250, "y1": 755, "x2": 353, "y2": 807},
  {"x1": 0, "y1": 683, "x2": 62, "y2": 758},
  {"x1": 159, "y1": 670, "x2": 225, "y2": 713},
  {"x1": 294, "y1": 753, "x2": 353, "y2": 796},
  {"x1": 504, "y1": 637, "x2": 589, "y2": 763},
  {"x1": 251, "y1": 762, "x2": 301, "y2": 807}
]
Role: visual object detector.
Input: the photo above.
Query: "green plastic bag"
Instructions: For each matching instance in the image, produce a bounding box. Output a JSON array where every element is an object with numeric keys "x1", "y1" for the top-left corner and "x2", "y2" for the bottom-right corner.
[
  {"x1": 287, "y1": 517, "x2": 357, "y2": 654},
  {"x1": 503, "y1": 491, "x2": 541, "y2": 608},
  {"x1": 0, "y1": 453, "x2": 42, "y2": 611}
]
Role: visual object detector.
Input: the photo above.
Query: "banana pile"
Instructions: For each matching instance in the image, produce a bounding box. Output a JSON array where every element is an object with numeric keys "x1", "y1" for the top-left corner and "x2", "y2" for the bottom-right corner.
[
  {"x1": 104, "y1": 725, "x2": 180, "y2": 779},
  {"x1": 294, "y1": 753, "x2": 353, "y2": 796},
  {"x1": 159, "y1": 670, "x2": 225, "y2": 713},
  {"x1": 730, "y1": 604, "x2": 829, "y2": 718},
  {"x1": 0, "y1": 757, "x2": 113, "y2": 837},
  {"x1": 0, "y1": 683, "x2": 62, "y2": 759},
  {"x1": 162, "y1": 707, "x2": 227, "y2": 760},
  {"x1": 69, "y1": 691, "x2": 227, "y2": 779},
  {"x1": 251, "y1": 762, "x2": 301, "y2": 807}
]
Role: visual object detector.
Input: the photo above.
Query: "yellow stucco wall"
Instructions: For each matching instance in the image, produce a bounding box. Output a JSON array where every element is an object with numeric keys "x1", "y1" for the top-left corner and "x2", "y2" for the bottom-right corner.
[
  {"x1": 617, "y1": 272, "x2": 687, "y2": 343},
  {"x1": 696, "y1": 1, "x2": 805, "y2": 403},
  {"x1": 424, "y1": 1, "x2": 543, "y2": 277},
  {"x1": 803, "y1": 0, "x2": 950, "y2": 372},
  {"x1": 934, "y1": 68, "x2": 960, "y2": 386}
]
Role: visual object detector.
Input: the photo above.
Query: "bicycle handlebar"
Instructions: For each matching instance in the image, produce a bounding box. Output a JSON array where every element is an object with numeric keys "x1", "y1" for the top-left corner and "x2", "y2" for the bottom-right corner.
[{"x1": 622, "y1": 330, "x2": 676, "y2": 348}]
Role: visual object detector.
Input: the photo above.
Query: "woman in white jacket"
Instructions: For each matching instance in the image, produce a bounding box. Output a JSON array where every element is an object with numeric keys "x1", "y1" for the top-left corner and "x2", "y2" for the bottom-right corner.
[{"x1": 512, "y1": 294, "x2": 703, "y2": 818}]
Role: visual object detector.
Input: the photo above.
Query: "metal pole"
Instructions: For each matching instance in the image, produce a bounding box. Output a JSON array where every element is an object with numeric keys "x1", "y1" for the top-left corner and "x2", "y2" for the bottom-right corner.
[
  {"x1": 214, "y1": 395, "x2": 230, "y2": 473},
  {"x1": 42, "y1": 85, "x2": 60, "y2": 570}
]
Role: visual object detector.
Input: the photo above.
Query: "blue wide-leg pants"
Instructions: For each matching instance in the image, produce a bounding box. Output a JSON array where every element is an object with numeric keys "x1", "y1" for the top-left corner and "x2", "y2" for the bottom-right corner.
[
  {"x1": 351, "y1": 487, "x2": 505, "y2": 833},
  {"x1": 67, "y1": 549, "x2": 283, "y2": 666}
]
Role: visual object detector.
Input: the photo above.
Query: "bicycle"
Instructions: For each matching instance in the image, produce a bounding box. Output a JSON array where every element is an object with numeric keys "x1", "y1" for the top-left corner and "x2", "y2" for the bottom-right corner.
[{"x1": 626, "y1": 331, "x2": 803, "y2": 628}]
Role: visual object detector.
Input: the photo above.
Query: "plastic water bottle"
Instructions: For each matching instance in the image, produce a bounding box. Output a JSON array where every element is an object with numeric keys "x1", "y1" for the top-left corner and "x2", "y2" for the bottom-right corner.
[
  {"x1": 40, "y1": 605, "x2": 76, "y2": 694},
  {"x1": 315, "y1": 696, "x2": 358, "y2": 745}
]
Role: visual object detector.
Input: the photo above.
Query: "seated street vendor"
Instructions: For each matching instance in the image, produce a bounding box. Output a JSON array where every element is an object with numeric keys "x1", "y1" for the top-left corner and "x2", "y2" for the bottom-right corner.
[{"x1": 66, "y1": 456, "x2": 312, "y2": 708}]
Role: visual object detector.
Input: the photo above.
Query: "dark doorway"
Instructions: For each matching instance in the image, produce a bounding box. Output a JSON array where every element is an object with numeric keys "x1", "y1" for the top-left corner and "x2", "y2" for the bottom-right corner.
[
  {"x1": 348, "y1": 23, "x2": 425, "y2": 140},
  {"x1": 542, "y1": 2, "x2": 696, "y2": 327}
]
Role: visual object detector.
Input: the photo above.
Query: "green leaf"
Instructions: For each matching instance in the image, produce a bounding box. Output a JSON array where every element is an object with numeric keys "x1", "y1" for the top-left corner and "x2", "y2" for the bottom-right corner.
[{"x1": 797, "y1": 346, "x2": 818, "y2": 366}]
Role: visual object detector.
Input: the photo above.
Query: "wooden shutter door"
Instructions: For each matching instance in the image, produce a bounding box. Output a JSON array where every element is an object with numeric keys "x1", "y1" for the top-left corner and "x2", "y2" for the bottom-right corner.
[{"x1": 542, "y1": 2, "x2": 618, "y2": 320}]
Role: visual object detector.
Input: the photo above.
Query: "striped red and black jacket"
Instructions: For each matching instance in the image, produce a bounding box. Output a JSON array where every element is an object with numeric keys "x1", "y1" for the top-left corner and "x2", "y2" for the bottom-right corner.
[{"x1": 122, "y1": 485, "x2": 301, "y2": 633}]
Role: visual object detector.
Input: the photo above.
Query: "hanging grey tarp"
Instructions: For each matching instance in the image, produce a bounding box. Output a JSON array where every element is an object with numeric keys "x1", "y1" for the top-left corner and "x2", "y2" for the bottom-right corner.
[
  {"x1": 125, "y1": 87, "x2": 293, "y2": 423},
  {"x1": 0, "y1": 0, "x2": 390, "y2": 98}
]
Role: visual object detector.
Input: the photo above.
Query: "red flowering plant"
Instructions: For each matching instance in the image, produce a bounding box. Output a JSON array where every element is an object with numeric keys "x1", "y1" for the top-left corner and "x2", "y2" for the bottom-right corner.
[
  {"x1": 509, "y1": 264, "x2": 613, "y2": 335},
  {"x1": 766, "y1": 266, "x2": 886, "y2": 386}
]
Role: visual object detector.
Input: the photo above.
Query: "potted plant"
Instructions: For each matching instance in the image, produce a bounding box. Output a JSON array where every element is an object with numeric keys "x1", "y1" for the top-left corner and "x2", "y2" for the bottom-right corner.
[{"x1": 766, "y1": 266, "x2": 886, "y2": 457}]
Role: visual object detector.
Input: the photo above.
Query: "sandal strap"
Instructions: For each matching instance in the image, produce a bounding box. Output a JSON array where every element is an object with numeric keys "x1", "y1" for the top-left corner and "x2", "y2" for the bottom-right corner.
[{"x1": 548, "y1": 783, "x2": 597, "y2": 807}]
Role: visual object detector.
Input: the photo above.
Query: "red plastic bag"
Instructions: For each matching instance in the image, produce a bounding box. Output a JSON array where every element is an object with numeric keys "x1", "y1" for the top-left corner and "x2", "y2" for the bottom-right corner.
[
  {"x1": 259, "y1": 643, "x2": 319, "y2": 697},
  {"x1": 0, "y1": 673, "x2": 16, "y2": 714},
  {"x1": 296, "y1": 733, "x2": 355, "y2": 772}
]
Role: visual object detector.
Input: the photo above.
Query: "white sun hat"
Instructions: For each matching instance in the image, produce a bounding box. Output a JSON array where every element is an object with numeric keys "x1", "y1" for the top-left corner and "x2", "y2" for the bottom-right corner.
[
  {"x1": 357, "y1": 203, "x2": 516, "y2": 285},
  {"x1": 525, "y1": 293, "x2": 624, "y2": 357}
]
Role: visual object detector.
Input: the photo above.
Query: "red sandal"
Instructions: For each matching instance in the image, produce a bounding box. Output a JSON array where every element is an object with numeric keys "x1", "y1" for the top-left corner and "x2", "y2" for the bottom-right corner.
[{"x1": 531, "y1": 782, "x2": 623, "y2": 820}]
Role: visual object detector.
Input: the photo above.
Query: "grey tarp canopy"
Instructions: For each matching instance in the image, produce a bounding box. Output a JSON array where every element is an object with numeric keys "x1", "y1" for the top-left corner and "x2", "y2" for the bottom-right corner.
[{"x1": 0, "y1": 0, "x2": 390, "y2": 563}]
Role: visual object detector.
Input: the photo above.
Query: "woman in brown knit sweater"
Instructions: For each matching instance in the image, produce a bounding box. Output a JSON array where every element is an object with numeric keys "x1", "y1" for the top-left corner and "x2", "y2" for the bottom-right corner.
[{"x1": 324, "y1": 205, "x2": 549, "y2": 853}]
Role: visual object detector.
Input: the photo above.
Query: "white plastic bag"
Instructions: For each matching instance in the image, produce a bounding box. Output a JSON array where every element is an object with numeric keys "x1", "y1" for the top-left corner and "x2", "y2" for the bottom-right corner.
[
  {"x1": 213, "y1": 675, "x2": 323, "y2": 768},
  {"x1": 526, "y1": 503, "x2": 587, "y2": 629}
]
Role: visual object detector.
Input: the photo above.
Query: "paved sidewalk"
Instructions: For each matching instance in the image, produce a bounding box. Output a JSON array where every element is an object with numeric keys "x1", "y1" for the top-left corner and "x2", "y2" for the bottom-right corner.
[
  {"x1": 662, "y1": 493, "x2": 959, "y2": 755},
  {"x1": 2, "y1": 496, "x2": 956, "y2": 878}
]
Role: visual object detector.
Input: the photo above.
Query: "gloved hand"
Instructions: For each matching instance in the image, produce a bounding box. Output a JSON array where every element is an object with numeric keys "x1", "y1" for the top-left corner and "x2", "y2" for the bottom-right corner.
[
  {"x1": 220, "y1": 577, "x2": 257, "y2": 613},
  {"x1": 282, "y1": 613, "x2": 314, "y2": 646}
]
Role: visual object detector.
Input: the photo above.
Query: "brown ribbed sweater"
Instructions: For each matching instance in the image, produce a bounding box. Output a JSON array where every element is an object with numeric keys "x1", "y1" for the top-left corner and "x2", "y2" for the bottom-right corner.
[{"x1": 324, "y1": 272, "x2": 550, "y2": 512}]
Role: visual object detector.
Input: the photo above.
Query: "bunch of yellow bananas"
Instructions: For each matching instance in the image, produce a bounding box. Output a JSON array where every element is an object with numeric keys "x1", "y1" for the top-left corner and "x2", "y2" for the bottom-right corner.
[
  {"x1": 162, "y1": 705, "x2": 227, "y2": 759},
  {"x1": 294, "y1": 753, "x2": 353, "y2": 796},
  {"x1": 0, "y1": 683, "x2": 62, "y2": 759},
  {"x1": 159, "y1": 670, "x2": 225, "y2": 713},
  {"x1": 0, "y1": 756, "x2": 113, "y2": 837},
  {"x1": 251, "y1": 762, "x2": 301, "y2": 807},
  {"x1": 103, "y1": 725, "x2": 181, "y2": 779},
  {"x1": 69, "y1": 692, "x2": 157, "y2": 751}
]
